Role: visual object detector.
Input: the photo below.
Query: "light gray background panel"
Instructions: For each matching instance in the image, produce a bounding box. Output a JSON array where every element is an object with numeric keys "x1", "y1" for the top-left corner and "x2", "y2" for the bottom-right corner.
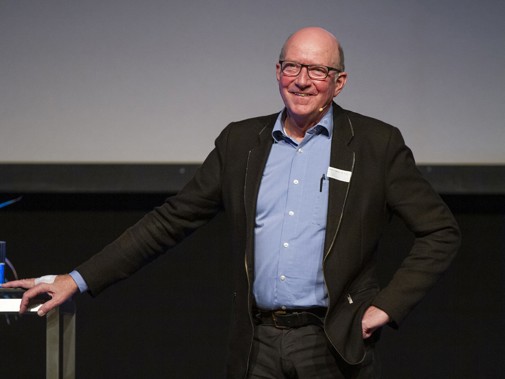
[{"x1": 1, "y1": 0, "x2": 504, "y2": 163}]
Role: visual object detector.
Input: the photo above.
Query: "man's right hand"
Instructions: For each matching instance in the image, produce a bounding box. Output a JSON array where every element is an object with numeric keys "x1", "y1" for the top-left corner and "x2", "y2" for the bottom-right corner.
[{"x1": 1, "y1": 274, "x2": 78, "y2": 316}]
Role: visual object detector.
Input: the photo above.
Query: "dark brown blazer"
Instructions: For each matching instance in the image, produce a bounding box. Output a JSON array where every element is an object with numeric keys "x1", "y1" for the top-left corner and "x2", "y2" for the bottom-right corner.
[{"x1": 76, "y1": 103, "x2": 460, "y2": 378}]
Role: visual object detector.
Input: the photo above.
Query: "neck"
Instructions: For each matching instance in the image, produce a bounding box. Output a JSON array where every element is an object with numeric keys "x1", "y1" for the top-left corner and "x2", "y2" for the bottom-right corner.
[{"x1": 283, "y1": 107, "x2": 330, "y2": 141}]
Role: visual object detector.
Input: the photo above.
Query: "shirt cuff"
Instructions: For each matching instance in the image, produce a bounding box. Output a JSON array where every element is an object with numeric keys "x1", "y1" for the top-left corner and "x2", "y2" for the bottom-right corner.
[{"x1": 69, "y1": 270, "x2": 89, "y2": 293}]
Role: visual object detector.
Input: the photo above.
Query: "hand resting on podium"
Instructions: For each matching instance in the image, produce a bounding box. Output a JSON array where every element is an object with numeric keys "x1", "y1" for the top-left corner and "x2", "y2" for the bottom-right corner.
[{"x1": 2, "y1": 274, "x2": 78, "y2": 316}]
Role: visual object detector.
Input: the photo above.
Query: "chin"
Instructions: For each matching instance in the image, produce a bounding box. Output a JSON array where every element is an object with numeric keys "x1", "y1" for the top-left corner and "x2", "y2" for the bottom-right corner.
[{"x1": 289, "y1": 104, "x2": 318, "y2": 117}]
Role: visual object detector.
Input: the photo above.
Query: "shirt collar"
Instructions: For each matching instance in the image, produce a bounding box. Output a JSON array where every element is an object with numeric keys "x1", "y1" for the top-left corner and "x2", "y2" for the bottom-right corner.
[{"x1": 272, "y1": 106, "x2": 334, "y2": 144}]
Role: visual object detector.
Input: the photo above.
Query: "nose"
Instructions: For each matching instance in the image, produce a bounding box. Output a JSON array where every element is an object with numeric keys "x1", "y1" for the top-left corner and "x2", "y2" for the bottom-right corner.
[{"x1": 294, "y1": 66, "x2": 311, "y2": 88}]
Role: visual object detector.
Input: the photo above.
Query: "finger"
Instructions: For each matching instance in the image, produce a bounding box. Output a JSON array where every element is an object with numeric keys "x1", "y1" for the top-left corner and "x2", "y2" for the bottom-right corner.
[
  {"x1": 36, "y1": 297, "x2": 62, "y2": 317},
  {"x1": 19, "y1": 284, "x2": 52, "y2": 313},
  {"x1": 362, "y1": 328, "x2": 368, "y2": 339},
  {"x1": 36, "y1": 285, "x2": 72, "y2": 317},
  {"x1": 1, "y1": 278, "x2": 36, "y2": 289},
  {"x1": 362, "y1": 324, "x2": 375, "y2": 339}
]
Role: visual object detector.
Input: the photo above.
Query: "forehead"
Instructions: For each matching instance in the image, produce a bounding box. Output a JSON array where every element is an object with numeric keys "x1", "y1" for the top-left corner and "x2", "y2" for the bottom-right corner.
[{"x1": 283, "y1": 36, "x2": 338, "y2": 66}]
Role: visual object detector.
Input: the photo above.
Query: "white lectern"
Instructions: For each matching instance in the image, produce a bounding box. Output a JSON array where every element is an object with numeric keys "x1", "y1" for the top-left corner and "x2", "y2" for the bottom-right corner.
[{"x1": 0, "y1": 288, "x2": 76, "y2": 379}]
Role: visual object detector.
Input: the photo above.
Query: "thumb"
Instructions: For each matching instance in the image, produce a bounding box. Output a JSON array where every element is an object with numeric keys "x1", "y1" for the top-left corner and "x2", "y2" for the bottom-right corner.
[{"x1": 37, "y1": 297, "x2": 60, "y2": 317}]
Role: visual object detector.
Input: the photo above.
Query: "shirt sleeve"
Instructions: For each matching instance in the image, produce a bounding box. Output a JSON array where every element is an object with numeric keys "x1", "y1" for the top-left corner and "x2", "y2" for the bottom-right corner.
[{"x1": 69, "y1": 270, "x2": 89, "y2": 293}]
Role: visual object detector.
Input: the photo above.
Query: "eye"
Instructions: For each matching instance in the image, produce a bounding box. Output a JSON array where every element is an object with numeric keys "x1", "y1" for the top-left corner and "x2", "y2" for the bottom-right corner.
[
  {"x1": 309, "y1": 66, "x2": 328, "y2": 77},
  {"x1": 283, "y1": 62, "x2": 298, "y2": 70}
]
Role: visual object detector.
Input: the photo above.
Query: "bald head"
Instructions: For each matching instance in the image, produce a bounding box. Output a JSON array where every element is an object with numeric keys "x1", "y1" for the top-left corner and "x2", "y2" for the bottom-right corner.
[
  {"x1": 279, "y1": 27, "x2": 345, "y2": 71},
  {"x1": 275, "y1": 26, "x2": 348, "y2": 133}
]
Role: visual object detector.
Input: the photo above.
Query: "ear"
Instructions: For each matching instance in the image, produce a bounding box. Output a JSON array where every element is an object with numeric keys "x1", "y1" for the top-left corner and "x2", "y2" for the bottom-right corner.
[
  {"x1": 333, "y1": 72, "x2": 348, "y2": 97},
  {"x1": 276, "y1": 62, "x2": 282, "y2": 82}
]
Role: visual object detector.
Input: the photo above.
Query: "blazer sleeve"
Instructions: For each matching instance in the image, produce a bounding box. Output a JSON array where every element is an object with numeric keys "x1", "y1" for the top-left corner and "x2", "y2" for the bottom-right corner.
[
  {"x1": 75, "y1": 126, "x2": 232, "y2": 296},
  {"x1": 371, "y1": 127, "x2": 461, "y2": 326}
]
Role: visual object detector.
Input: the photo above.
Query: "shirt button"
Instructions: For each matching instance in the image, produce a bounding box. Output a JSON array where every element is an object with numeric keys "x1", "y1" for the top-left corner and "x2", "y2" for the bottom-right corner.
[
  {"x1": 280, "y1": 275, "x2": 286, "y2": 281},
  {"x1": 283, "y1": 242, "x2": 289, "y2": 248},
  {"x1": 297, "y1": 148, "x2": 303, "y2": 153},
  {"x1": 288, "y1": 211, "x2": 294, "y2": 216},
  {"x1": 293, "y1": 179, "x2": 299, "y2": 185}
]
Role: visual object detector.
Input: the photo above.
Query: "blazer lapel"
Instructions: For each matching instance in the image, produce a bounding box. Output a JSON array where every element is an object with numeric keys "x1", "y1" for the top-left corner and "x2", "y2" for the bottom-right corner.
[
  {"x1": 243, "y1": 120, "x2": 275, "y2": 220},
  {"x1": 243, "y1": 117, "x2": 275, "y2": 275},
  {"x1": 324, "y1": 104, "x2": 355, "y2": 257}
]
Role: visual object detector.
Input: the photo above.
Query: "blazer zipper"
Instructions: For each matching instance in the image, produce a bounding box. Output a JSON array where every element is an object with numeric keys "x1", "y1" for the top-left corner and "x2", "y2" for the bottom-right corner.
[
  {"x1": 243, "y1": 149, "x2": 255, "y2": 378},
  {"x1": 321, "y1": 151, "x2": 357, "y2": 365}
]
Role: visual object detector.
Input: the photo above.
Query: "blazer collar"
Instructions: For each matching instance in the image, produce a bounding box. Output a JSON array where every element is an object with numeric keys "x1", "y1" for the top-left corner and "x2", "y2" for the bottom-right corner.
[{"x1": 324, "y1": 103, "x2": 355, "y2": 257}]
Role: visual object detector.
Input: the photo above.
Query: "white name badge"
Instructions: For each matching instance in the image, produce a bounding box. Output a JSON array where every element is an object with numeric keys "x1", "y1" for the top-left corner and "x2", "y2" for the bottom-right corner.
[{"x1": 327, "y1": 166, "x2": 352, "y2": 183}]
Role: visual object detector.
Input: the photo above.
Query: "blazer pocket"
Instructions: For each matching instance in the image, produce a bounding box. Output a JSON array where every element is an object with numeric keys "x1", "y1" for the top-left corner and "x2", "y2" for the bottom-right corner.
[{"x1": 345, "y1": 286, "x2": 380, "y2": 306}]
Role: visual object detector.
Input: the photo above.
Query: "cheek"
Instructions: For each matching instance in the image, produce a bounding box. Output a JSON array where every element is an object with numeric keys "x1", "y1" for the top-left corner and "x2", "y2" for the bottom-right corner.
[
  {"x1": 279, "y1": 76, "x2": 292, "y2": 89},
  {"x1": 318, "y1": 83, "x2": 336, "y2": 99}
]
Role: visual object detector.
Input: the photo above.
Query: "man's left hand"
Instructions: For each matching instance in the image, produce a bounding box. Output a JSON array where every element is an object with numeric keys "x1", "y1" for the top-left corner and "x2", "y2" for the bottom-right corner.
[{"x1": 361, "y1": 305, "x2": 390, "y2": 339}]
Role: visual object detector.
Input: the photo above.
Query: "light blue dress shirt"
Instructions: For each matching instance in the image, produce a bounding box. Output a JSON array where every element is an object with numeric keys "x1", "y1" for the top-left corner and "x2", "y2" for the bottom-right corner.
[
  {"x1": 69, "y1": 269, "x2": 87, "y2": 292},
  {"x1": 253, "y1": 108, "x2": 332, "y2": 310}
]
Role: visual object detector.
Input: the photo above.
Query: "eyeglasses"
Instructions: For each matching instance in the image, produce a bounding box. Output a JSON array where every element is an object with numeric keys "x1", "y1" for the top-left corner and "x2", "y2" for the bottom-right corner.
[{"x1": 279, "y1": 60, "x2": 341, "y2": 80}]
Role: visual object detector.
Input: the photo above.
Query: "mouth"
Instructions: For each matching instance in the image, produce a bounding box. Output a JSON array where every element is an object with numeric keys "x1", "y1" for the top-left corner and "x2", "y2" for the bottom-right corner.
[{"x1": 291, "y1": 92, "x2": 313, "y2": 97}]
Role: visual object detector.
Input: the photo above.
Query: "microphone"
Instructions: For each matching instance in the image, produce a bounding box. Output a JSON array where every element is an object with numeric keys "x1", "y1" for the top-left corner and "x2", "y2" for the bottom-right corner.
[{"x1": 319, "y1": 102, "x2": 331, "y2": 112}]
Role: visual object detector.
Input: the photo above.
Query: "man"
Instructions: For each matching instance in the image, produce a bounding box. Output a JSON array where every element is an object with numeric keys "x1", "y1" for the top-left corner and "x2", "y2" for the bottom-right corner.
[{"x1": 3, "y1": 27, "x2": 460, "y2": 378}]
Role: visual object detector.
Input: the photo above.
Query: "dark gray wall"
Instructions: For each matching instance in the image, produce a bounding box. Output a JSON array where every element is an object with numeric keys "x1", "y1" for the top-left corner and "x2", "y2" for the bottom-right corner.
[{"x1": 0, "y1": 165, "x2": 504, "y2": 378}]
